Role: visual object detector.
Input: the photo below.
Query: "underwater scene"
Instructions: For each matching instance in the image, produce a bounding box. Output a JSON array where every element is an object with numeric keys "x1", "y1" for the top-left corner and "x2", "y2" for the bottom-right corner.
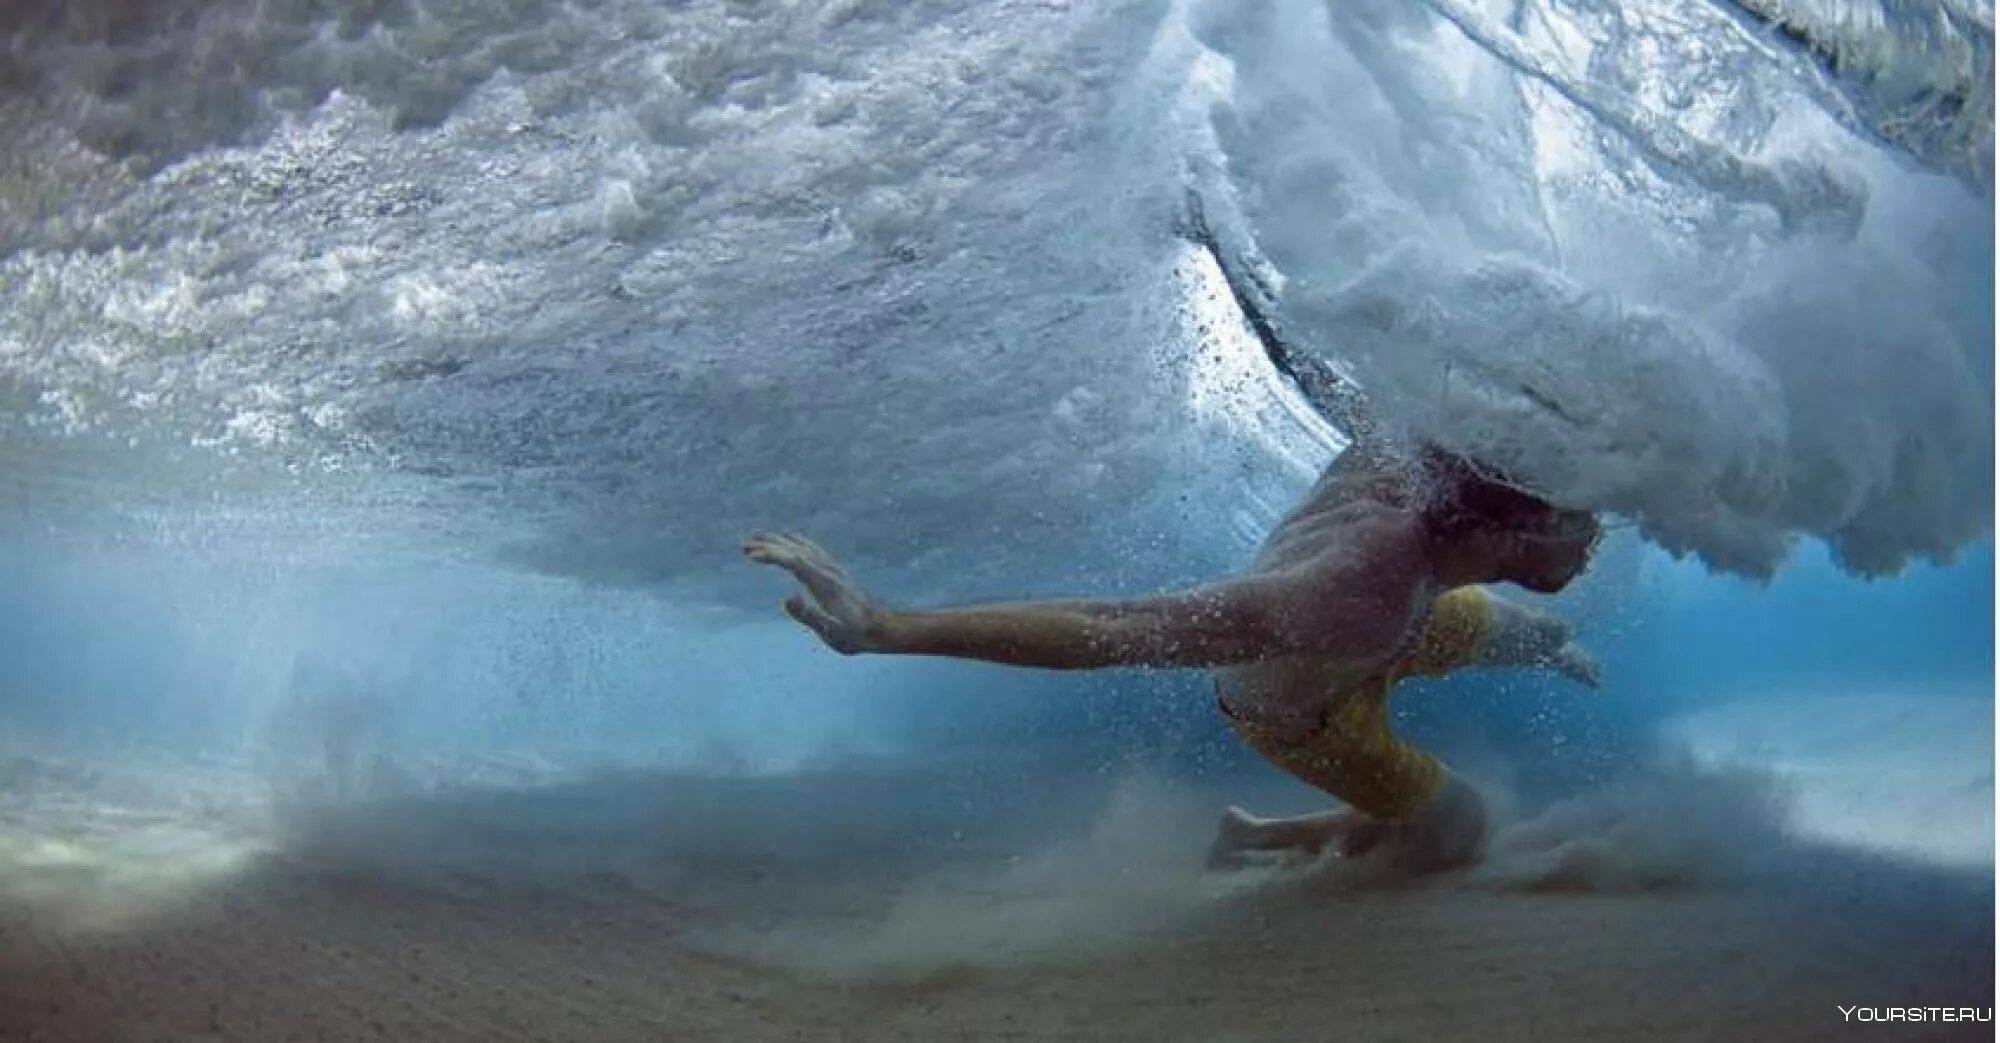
[{"x1": 0, "y1": 0, "x2": 1994, "y2": 1039}]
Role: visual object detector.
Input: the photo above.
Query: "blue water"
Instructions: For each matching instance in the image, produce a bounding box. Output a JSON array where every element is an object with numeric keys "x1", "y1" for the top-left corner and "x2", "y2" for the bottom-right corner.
[
  {"x1": 0, "y1": 528, "x2": 1987, "y2": 818},
  {"x1": 0, "y1": 0, "x2": 1991, "y2": 1035}
]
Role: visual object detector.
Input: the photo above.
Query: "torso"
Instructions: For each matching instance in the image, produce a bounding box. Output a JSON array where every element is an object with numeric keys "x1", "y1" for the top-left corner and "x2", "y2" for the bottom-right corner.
[{"x1": 1215, "y1": 451, "x2": 1440, "y2": 730}]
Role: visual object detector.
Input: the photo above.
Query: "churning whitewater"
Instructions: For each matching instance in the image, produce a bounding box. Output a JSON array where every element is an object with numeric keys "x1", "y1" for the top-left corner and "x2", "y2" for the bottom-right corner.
[{"x1": 0, "y1": 1, "x2": 1991, "y2": 1041}]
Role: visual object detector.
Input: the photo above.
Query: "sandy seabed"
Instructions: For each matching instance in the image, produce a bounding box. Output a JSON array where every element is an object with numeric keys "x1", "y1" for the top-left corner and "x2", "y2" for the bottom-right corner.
[{"x1": 0, "y1": 747, "x2": 1990, "y2": 1043}]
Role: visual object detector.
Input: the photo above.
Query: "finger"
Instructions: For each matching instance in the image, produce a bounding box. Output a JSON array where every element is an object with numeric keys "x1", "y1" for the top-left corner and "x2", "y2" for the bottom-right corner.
[
  {"x1": 746, "y1": 534, "x2": 852, "y2": 608},
  {"x1": 745, "y1": 544, "x2": 788, "y2": 565},
  {"x1": 1561, "y1": 647, "x2": 1603, "y2": 689},
  {"x1": 745, "y1": 531, "x2": 808, "y2": 554},
  {"x1": 745, "y1": 538, "x2": 809, "y2": 571},
  {"x1": 773, "y1": 533, "x2": 817, "y2": 565},
  {"x1": 764, "y1": 545, "x2": 846, "y2": 604},
  {"x1": 746, "y1": 534, "x2": 820, "y2": 574},
  {"x1": 783, "y1": 595, "x2": 841, "y2": 643},
  {"x1": 781, "y1": 532, "x2": 837, "y2": 567},
  {"x1": 800, "y1": 563, "x2": 852, "y2": 607}
]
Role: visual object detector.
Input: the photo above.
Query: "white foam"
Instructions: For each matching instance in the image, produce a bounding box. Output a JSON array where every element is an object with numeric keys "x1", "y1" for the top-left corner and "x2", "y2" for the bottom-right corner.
[
  {"x1": 1178, "y1": 0, "x2": 1991, "y2": 578},
  {"x1": 1, "y1": 0, "x2": 1986, "y2": 593}
]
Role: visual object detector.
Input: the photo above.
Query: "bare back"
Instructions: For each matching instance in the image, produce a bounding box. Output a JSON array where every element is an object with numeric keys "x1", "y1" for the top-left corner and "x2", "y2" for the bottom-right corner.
[{"x1": 1217, "y1": 452, "x2": 1442, "y2": 728}]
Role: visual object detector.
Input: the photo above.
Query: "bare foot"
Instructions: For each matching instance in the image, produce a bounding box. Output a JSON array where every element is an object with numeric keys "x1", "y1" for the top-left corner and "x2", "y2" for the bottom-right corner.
[
  {"x1": 1210, "y1": 778, "x2": 1488, "y2": 875},
  {"x1": 1207, "y1": 806, "x2": 1267, "y2": 868},
  {"x1": 1207, "y1": 805, "x2": 1382, "y2": 868}
]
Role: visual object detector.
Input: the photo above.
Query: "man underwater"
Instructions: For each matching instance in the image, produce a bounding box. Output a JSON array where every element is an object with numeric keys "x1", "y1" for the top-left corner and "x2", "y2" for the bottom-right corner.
[{"x1": 743, "y1": 441, "x2": 1603, "y2": 874}]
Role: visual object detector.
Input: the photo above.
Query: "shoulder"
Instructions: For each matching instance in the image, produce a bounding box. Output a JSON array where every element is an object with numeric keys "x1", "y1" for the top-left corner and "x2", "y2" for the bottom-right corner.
[
  {"x1": 1300, "y1": 449, "x2": 1420, "y2": 508},
  {"x1": 1297, "y1": 503, "x2": 1428, "y2": 580},
  {"x1": 1279, "y1": 512, "x2": 1432, "y2": 649}
]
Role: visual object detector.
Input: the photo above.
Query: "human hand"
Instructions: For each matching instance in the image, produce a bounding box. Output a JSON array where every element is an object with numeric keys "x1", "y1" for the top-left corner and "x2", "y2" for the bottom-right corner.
[
  {"x1": 742, "y1": 532, "x2": 885, "y2": 654},
  {"x1": 1549, "y1": 640, "x2": 1602, "y2": 689}
]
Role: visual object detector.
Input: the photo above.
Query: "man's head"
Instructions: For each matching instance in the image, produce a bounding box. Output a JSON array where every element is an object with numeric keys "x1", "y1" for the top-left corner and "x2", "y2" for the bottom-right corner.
[{"x1": 1416, "y1": 446, "x2": 1600, "y2": 594}]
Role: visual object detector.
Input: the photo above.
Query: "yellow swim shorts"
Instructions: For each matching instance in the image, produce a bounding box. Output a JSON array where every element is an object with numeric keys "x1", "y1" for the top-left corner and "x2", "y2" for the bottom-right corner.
[{"x1": 1221, "y1": 586, "x2": 1494, "y2": 819}]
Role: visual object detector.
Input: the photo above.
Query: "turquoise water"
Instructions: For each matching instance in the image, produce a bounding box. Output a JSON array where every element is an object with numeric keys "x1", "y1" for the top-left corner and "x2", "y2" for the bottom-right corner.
[{"x1": 0, "y1": 0, "x2": 1991, "y2": 1037}]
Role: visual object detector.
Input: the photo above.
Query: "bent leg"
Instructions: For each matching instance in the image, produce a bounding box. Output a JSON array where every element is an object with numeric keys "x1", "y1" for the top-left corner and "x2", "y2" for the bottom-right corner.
[
  {"x1": 1211, "y1": 589, "x2": 1503, "y2": 873},
  {"x1": 1373, "y1": 772, "x2": 1488, "y2": 873},
  {"x1": 1398, "y1": 586, "x2": 1497, "y2": 678},
  {"x1": 1208, "y1": 776, "x2": 1486, "y2": 872}
]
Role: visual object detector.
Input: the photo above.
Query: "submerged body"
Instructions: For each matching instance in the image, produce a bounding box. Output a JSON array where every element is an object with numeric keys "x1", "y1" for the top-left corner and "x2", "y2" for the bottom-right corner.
[
  {"x1": 1208, "y1": 450, "x2": 1599, "y2": 868},
  {"x1": 745, "y1": 445, "x2": 1601, "y2": 871}
]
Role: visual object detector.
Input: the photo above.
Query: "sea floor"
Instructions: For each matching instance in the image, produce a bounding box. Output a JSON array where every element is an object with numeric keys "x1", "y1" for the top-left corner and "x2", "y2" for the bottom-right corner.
[{"x1": 0, "y1": 704, "x2": 1991, "y2": 1042}]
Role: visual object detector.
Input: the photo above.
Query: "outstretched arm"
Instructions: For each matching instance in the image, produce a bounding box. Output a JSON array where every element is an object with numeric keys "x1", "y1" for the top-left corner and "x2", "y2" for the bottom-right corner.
[
  {"x1": 742, "y1": 532, "x2": 1380, "y2": 670},
  {"x1": 1477, "y1": 594, "x2": 1602, "y2": 688},
  {"x1": 867, "y1": 581, "x2": 1299, "y2": 669}
]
